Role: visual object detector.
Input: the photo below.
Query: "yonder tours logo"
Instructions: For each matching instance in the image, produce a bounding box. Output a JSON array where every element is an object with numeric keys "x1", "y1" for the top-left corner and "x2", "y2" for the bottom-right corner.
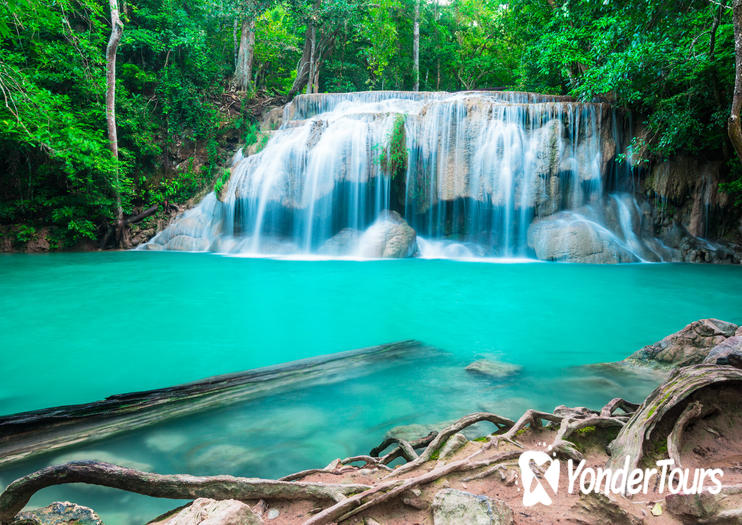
[{"x1": 518, "y1": 449, "x2": 724, "y2": 506}]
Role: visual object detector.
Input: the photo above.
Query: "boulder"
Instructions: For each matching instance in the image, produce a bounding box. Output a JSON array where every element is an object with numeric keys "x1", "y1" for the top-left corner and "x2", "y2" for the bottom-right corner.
[
  {"x1": 11, "y1": 502, "x2": 102, "y2": 525},
  {"x1": 317, "y1": 228, "x2": 360, "y2": 255},
  {"x1": 465, "y1": 359, "x2": 522, "y2": 379},
  {"x1": 150, "y1": 498, "x2": 262, "y2": 525},
  {"x1": 704, "y1": 336, "x2": 742, "y2": 366},
  {"x1": 385, "y1": 422, "x2": 449, "y2": 442},
  {"x1": 627, "y1": 318, "x2": 738, "y2": 368},
  {"x1": 438, "y1": 432, "x2": 468, "y2": 459},
  {"x1": 527, "y1": 211, "x2": 639, "y2": 263},
  {"x1": 186, "y1": 444, "x2": 255, "y2": 474},
  {"x1": 666, "y1": 484, "x2": 742, "y2": 523},
  {"x1": 431, "y1": 489, "x2": 513, "y2": 525},
  {"x1": 357, "y1": 211, "x2": 417, "y2": 258},
  {"x1": 571, "y1": 493, "x2": 642, "y2": 525}
]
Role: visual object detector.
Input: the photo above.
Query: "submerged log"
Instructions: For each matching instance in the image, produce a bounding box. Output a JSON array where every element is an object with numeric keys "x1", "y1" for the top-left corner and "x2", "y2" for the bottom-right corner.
[{"x1": 0, "y1": 340, "x2": 435, "y2": 467}]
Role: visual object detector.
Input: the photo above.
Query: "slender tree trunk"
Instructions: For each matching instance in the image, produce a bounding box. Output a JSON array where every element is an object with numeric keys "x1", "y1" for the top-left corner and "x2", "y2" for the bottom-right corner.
[
  {"x1": 106, "y1": 0, "x2": 126, "y2": 247},
  {"x1": 233, "y1": 19, "x2": 239, "y2": 68},
  {"x1": 233, "y1": 17, "x2": 256, "y2": 91},
  {"x1": 730, "y1": 0, "x2": 742, "y2": 161},
  {"x1": 413, "y1": 0, "x2": 420, "y2": 91},
  {"x1": 306, "y1": 24, "x2": 317, "y2": 94}
]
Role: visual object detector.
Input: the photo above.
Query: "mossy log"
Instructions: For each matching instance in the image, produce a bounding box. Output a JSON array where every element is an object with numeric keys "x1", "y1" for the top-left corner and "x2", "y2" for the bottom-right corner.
[
  {"x1": 606, "y1": 364, "x2": 742, "y2": 470},
  {"x1": 0, "y1": 340, "x2": 434, "y2": 467}
]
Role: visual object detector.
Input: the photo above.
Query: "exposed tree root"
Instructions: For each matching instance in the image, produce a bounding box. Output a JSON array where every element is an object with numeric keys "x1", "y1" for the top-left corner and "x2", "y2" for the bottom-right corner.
[
  {"x1": 607, "y1": 364, "x2": 742, "y2": 470},
  {"x1": 0, "y1": 461, "x2": 371, "y2": 524},
  {"x1": 383, "y1": 412, "x2": 514, "y2": 478},
  {"x1": 304, "y1": 450, "x2": 521, "y2": 525},
  {"x1": 601, "y1": 397, "x2": 640, "y2": 418},
  {"x1": 489, "y1": 409, "x2": 563, "y2": 449},
  {"x1": 369, "y1": 431, "x2": 437, "y2": 465},
  {"x1": 667, "y1": 401, "x2": 703, "y2": 468}
]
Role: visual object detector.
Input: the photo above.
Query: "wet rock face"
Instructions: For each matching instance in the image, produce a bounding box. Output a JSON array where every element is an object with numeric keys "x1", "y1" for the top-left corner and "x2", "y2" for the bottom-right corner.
[
  {"x1": 11, "y1": 502, "x2": 102, "y2": 525},
  {"x1": 431, "y1": 488, "x2": 514, "y2": 525},
  {"x1": 150, "y1": 498, "x2": 263, "y2": 525},
  {"x1": 527, "y1": 211, "x2": 639, "y2": 263},
  {"x1": 628, "y1": 318, "x2": 738, "y2": 367}
]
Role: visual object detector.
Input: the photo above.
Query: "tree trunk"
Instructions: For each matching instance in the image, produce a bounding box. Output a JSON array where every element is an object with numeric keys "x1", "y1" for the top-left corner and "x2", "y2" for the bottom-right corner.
[
  {"x1": 289, "y1": 28, "x2": 312, "y2": 97},
  {"x1": 729, "y1": 0, "x2": 742, "y2": 162},
  {"x1": 106, "y1": 0, "x2": 126, "y2": 247},
  {"x1": 413, "y1": 0, "x2": 420, "y2": 91},
  {"x1": 233, "y1": 17, "x2": 256, "y2": 92},
  {"x1": 306, "y1": 24, "x2": 317, "y2": 94}
]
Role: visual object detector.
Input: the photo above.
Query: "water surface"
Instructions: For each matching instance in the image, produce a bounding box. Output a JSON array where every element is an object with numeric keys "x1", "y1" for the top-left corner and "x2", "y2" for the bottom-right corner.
[{"x1": 1, "y1": 252, "x2": 741, "y2": 523}]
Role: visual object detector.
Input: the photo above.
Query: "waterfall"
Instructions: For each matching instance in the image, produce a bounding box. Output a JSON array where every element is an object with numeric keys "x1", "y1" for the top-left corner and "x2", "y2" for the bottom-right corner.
[{"x1": 143, "y1": 91, "x2": 662, "y2": 262}]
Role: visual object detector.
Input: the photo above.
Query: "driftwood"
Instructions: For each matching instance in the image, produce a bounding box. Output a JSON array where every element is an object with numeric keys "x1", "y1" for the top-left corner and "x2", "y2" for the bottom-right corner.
[
  {"x1": 0, "y1": 461, "x2": 371, "y2": 524},
  {"x1": 607, "y1": 364, "x2": 742, "y2": 470},
  {"x1": 0, "y1": 340, "x2": 434, "y2": 467}
]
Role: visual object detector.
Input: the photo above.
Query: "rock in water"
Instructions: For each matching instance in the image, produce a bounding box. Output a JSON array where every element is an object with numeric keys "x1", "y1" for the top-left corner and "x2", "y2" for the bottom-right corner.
[
  {"x1": 465, "y1": 359, "x2": 522, "y2": 379},
  {"x1": 357, "y1": 210, "x2": 417, "y2": 258},
  {"x1": 527, "y1": 211, "x2": 639, "y2": 263},
  {"x1": 317, "y1": 228, "x2": 360, "y2": 255},
  {"x1": 11, "y1": 502, "x2": 102, "y2": 525},
  {"x1": 431, "y1": 489, "x2": 513, "y2": 525},
  {"x1": 150, "y1": 498, "x2": 262, "y2": 525},
  {"x1": 627, "y1": 318, "x2": 738, "y2": 367}
]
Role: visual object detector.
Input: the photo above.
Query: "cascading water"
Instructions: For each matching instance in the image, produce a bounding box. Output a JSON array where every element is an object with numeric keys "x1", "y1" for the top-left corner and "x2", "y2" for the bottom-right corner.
[{"x1": 143, "y1": 91, "x2": 665, "y2": 262}]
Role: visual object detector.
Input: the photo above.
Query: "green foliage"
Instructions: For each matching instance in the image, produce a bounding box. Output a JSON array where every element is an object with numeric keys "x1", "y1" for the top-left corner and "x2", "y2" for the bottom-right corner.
[
  {"x1": 214, "y1": 168, "x2": 231, "y2": 196},
  {"x1": 2, "y1": 0, "x2": 741, "y2": 246},
  {"x1": 379, "y1": 114, "x2": 408, "y2": 179}
]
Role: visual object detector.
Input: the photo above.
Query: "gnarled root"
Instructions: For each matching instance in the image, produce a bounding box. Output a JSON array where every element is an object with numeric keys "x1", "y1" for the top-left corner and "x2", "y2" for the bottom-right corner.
[
  {"x1": 304, "y1": 450, "x2": 520, "y2": 525},
  {"x1": 607, "y1": 364, "x2": 742, "y2": 470},
  {"x1": 0, "y1": 461, "x2": 371, "y2": 524},
  {"x1": 600, "y1": 397, "x2": 640, "y2": 418},
  {"x1": 489, "y1": 409, "x2": 562, "y2": 449},
  {"x1": 383, "y1": 412, "x2": 514, "y2": 479},
  {"x1": 370, "y1": 431, "x2": 437, "y2": 465},
  {"x1": 667, "y1": 401, "x2": 703, "y2": 468}
]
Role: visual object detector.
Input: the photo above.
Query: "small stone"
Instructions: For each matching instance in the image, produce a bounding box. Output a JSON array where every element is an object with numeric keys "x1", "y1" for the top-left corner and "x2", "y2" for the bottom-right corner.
[
  {"x1": 266, "y1": 508, "x2": 279, "y2": 520},
  {"x1": 651, "y1": 502, "x2": 663, "y2": 516},
  {"x1": 364, "y1": 519, "x2": 382, "y2": 525}
]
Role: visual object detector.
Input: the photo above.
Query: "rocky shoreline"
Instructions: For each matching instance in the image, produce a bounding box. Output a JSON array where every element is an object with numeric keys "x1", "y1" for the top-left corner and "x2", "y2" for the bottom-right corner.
[{"x1": 2, "y1": 319, "x2": 742, "y2": 524}]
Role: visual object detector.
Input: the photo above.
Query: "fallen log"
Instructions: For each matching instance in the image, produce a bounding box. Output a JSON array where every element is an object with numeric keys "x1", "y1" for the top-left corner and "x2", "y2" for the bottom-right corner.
[
  {"x1": 0, "y1": 461, "x2": 370, "y2": 524},
  {"x1": 0, "y1": 340, "x2": 435, "y2": 467}
]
